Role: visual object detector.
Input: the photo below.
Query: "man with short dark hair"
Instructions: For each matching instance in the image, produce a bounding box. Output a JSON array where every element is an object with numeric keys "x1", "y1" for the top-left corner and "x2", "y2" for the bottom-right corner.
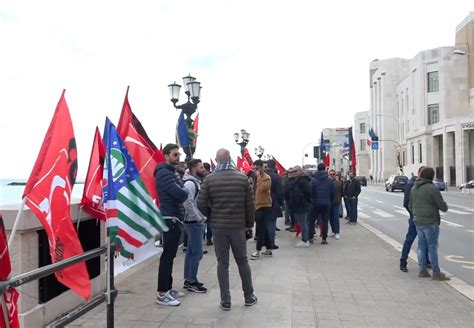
[
  {"x1": 409, "y1": 166, "x2": 450, "y2": 281},
  {"x1": 265, "y1": 159, "x2": 283, "y2": 249},
  {"x1": 310, "y1": 163, "x2": 335, "y2": 244},
  {"x1": 400, "y1": 166, "x2": 430, "y2": 272},
  {"x1": 344, "y1": 171, "x2": 361, "y2": 224},
  {"x1": 197, "y1": 148, "x2": 257, "y2": 311},
  {"x1": 251, "y1": 159, "x2": 273, "y2": 259},
  {"x1": 154, "y1": 143, "x2": 189, "y2": 306},
  {"x1": 182, "y1": 159, "x2": 207, "y2": 293}
]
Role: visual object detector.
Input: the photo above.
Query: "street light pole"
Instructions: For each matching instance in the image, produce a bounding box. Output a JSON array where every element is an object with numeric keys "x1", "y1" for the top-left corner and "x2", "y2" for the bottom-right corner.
[
  {"x1": 255, "y1": 146, "x2": 264, "y2": 159},
  {"x1": 168, "y1": 74, "x2": 202, "y2": 163},
  {"x1": 234, "y1": 129, "x2": 250, "y2": 157}
]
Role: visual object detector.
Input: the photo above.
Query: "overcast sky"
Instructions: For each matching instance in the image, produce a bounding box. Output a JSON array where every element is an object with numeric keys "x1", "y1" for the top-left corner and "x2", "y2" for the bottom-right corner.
[{"x1": 0, "y1": 1, "x2": 472, "y2": 179}]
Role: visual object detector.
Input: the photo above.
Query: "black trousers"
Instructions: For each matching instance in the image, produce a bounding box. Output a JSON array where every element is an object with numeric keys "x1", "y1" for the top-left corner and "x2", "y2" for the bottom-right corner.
[
  {"x1": 157, "y1": 220, "x2": 181, "y2": 293},
  {"x1": 255, "y1": 207, "x2": 271, "y2": 251},
  {"x1": 312, "y1": 204, "x2": 330, "y2": 241}
]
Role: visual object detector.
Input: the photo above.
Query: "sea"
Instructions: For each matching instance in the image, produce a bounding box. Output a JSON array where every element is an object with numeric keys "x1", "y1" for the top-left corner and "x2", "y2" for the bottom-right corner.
[{"x1": 0, "y1": 178, "x2": 85, "y2": 206}]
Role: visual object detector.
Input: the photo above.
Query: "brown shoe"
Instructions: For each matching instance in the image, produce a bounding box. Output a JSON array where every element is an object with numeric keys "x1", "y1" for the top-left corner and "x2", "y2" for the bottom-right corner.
[
  {"x1": 418, "y1": 270, "x2": 431, "y2": 278},
  {"x1": 432, "y1": 272, "x2": 451, "y2": 281}
]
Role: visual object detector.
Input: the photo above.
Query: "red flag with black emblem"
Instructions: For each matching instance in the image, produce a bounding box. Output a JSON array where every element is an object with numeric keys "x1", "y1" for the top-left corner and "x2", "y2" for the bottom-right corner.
[
  {"x1": 22, "y1": 91, "x2": 91, "y2": 301},
  {"x1": 117, "y1": 87, "x2": 164, "y2": 204},
  {"x1": 81, "y1": 127, "x2": 106, "y2": 221},
  {"x1": 243, "y1": 148, "x2": 253, "y2": 166},
  {"x1": 271, "y1": 156, "x2": 286, "y2": 176},
  {"x1": 0, "y1": 213, "x2": 19, "y2": 328}
]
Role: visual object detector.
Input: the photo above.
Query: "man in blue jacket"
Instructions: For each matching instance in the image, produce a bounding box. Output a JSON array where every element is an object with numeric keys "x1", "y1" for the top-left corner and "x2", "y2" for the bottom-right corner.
[
  {"x1": 400, "y1": 167, "x2": 430, "y2": 272},
  {"x1": 310, "y1": 163, "x2": 335, "y2": 244},
  {"x1": 154, "y1": 143, "x2": 189, "y2": 306}
]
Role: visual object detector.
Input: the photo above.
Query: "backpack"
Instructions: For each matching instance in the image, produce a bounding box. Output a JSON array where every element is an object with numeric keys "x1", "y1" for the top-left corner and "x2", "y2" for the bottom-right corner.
[{"x1": 183, "y1": 179, "x2": 200, "y2": 200}]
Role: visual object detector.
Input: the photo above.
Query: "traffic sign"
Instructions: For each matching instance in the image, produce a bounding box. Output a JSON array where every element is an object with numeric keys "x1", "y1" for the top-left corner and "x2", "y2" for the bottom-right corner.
[{"x1": 371, "y1": 141, "x2": 379, "y2": 150}]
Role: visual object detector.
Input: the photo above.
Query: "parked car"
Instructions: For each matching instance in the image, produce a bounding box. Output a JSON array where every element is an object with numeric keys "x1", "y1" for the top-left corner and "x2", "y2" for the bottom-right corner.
[
  {"x1": 356, "y1": 176, "x2": 367, "y2": 186},
  {"x1": 385, "y1": 175, "x2": 408, "y2": 192},
  {"x1": 460, "y1": 180, "x2": 474, "y2": 190},
  {"x1": 433, "y1": 178, "x2": 447, "y2": 191}
]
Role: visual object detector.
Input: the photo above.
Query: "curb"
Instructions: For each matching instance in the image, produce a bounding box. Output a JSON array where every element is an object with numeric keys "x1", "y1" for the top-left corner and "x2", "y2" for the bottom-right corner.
[{"x1": 358, "y1": 219, "x2": 474, "y2": 301}]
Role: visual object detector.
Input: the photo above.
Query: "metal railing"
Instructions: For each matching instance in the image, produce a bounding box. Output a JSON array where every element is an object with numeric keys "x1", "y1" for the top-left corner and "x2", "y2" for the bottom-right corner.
[{"x1": 0, "y1": 244, "x2": 117, "y2": 328}]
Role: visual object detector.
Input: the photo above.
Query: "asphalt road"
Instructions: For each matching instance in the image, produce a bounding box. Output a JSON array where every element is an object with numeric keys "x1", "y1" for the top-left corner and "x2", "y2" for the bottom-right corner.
[{"x1": 355, "y1": 185, "x2": 474, "y2": 286}]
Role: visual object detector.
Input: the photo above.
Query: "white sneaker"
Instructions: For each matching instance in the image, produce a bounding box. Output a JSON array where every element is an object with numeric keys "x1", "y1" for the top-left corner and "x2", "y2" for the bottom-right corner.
[
  {"x1": 250, "y1": 251, "x2": 261, "y2": 260},
  {"x1": 295, "y1": 241, "x2": 309, "y2": 248},
  {"x1": 169, "y1": 288, "x2": 185, "y2": 298},
  {"x1": 156, "y1": 291, "x2": 180, "y2": 306},
  {"x1": 335, "y1": 234, "x2": 341, "y2": 240}
]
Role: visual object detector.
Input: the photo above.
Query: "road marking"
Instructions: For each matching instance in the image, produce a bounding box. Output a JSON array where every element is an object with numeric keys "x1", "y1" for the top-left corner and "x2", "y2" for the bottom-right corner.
[
  {"x1": 448, "y1": 209, "x2": 471, "y2": 215},
  {"x1": 444, "y1": 255, "x2": 474, "y2": 270},
  {"x1": 358, "y1": 212, "x2": 372, "y2": 219},
  {"x1": 392, "y1": 205, "x2": 405, "y2": 210},
  {"x1": 449, "y1": 204, "x2": 474, "y2": 212},
  {"x1": 441, "y1": 219, "x2": 464, "y2": 228},
  {"x1": 395, "y1": 210, "x2": 408, "y2": 216},
  {"x1": 376, "y1": 200, "x2": 384, "y2": 204},
  {"x1": 466, "y1": 230, "x2": 474, "y2": 233},
  {"x1": 373, "y1": 210, "x2": 395, "y2": 218}
]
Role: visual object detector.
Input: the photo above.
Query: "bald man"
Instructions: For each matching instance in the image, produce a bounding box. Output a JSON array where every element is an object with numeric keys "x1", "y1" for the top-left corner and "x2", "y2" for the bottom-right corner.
[{"x1": 197, "y1": 148, "x2": 257, "y2": 311}]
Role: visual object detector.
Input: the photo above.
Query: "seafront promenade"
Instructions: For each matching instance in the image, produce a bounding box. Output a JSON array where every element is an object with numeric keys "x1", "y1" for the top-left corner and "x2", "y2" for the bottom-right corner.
[{"x1": 66, "y1": 217, "x2": 473, "y2": 328}]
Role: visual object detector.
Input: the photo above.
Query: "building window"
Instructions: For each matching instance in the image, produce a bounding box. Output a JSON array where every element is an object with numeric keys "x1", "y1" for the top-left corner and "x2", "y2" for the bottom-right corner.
[
  {"x1": 360, "y1": 122, "x2": 366, "y2": 134},
  {"x1": 360, "y1": 139, "x2": 366, "y2": 151},
  {"x1": 428, "y1": 104, "x2": 439, "y2": 125},
  {"x1": 419, "y1": 143, "x2": 423, "y2": 163},
  {"x1": 427, "y1": 71, "x2": 439, "y2": 92},
  {"x1": 411, "y1": 145, "x2": 415, "y2": 164}
]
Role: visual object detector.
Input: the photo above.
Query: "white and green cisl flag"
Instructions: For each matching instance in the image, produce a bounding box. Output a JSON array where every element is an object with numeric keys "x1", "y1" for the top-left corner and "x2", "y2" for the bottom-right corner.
[{"x1": 102, "y1": 117, "x2": 168, "y2": 259}]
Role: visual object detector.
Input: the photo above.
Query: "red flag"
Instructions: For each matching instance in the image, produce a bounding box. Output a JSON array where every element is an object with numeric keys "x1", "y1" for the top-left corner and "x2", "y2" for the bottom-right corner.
[
  {"x1": 0, "y1": 214, "x2": 19, "y2": 328},
  {"x1": 236, "y1": 156, "x2": 244, "y2": 171},
  {"x1": 367, "y1": 138, "x2": 372, "y2": 147},
  {"x1": 22, "y1": 91, "x2": 91, "y2": 300},
  {"x1": 192, "y1": 113, "x2": 199, "y2": 147},
  {"x1": 81, "y1": 127, "x2": 106, "y2": 221},
  {"x1": 117, "y1": 87, "x2": 164, "y2": 204},
  {"x1": 271, "y1": 156, "x2": 286, "y2": 176},
  {"x1": 243, "y1": 148, "x2": 253, "y2": 166},
  {"x1": 210, "y1": 159, "x2": 216, "y2": 171},
  {"x1": 324, "y1": 152, "x2": 330, "y2": 168}
]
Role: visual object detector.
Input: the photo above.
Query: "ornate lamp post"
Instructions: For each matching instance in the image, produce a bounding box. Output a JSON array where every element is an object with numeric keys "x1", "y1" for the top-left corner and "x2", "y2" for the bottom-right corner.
[
  {"x1": 255, "y1": 146, "x2": 264, "y2": 159},
  {"x1": 168, "y1": 74, "x2": 202, "y2": 163},
  {"x1": 234, "y1": 129, "x2": 250, "y2": 156}
]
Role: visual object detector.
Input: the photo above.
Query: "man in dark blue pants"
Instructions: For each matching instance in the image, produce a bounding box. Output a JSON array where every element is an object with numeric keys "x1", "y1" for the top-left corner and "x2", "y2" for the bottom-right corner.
[{"x1": 400, "y1": 168, "x2": 430, "y2": 272}]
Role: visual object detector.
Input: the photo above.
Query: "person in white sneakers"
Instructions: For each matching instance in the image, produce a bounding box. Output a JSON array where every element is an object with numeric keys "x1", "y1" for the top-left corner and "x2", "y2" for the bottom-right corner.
[
  {"x1": 329, "y1": 170, "x2": 343, "y2": 240},
  {"x1": 284, "y1": 166, "x2": 312, "y2": 248}
]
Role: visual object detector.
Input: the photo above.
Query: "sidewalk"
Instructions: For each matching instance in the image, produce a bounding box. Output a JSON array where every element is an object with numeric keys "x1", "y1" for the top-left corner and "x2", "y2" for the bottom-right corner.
[{"x1": 67, "y1": 218, "x2": 473, "y2": 328}]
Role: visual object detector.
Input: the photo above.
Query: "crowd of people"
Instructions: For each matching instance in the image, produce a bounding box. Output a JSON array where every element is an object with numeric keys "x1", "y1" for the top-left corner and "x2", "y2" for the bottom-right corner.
[
  {"x1": 152, "y1": 144, "x2": 450, "y2": 310},
  {"x1": 152, "y1": 144, "x2": 367, "y2": 309}
]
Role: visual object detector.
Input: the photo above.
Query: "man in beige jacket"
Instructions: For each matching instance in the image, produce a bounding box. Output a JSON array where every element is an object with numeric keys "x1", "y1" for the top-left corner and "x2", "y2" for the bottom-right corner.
[{"x1": 251, "y1": 159, "x2": 273, "y2": 260}]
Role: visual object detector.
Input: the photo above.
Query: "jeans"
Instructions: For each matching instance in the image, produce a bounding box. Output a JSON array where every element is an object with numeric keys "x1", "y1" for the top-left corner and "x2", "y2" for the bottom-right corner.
[
  {"x1": 346, "y1": 197, "x2": 358, "y2": 222},
  {"x1": 184, "y1": 223, "x2": 205, "y2": 283},
  {"x1": 313, "y1": 204, "x2": 330, "y2": 240},
  {"x1": 157, "y1": 220, "x2": 181, "y2": 292},
  {"x1": 255, "y1": 207, "x2": 272, "y2": 251},
  {"x1": 294, "y1": 212, "x2": 309, "y2": 242},
  {"x1": 212, "y1": 228, "x2": 254, "y2": 303},
  {"x1": 205, "y1": 222, "x2": 213, "y2": 241},
  {"x1": 416, "y1": 224, "x2": 440, "y2": 273},
  {"x1": 329, "y1": 203, "x2": 341, "y2": 234},
  {"x1": 400, "y1": 217, "x2": 430, "y2": 266}
]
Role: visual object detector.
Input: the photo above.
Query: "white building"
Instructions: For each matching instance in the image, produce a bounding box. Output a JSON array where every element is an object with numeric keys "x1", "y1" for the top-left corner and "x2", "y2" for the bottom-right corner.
[
  {"x1": 354, "y1": 111, "x2": 370, "y2": 178},
  {"x1": 323, "y1": 127, "x2": 351, "y2": 175},
  {"x1": 368, "y1": 13, "x2": 474, "y2": 186}
]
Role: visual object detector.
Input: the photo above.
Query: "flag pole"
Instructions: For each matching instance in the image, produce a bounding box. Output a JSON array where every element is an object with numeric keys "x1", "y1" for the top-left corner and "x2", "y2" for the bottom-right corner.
[
  {"x1": 76, "y1": 206, "x2": 82, "y2": 233},
  {"x1": 0, "y1": 296, "x2": 10, "y2": 328},
  {"x1": 7, "y1": 197, "x2": 27, "y2": 249}
]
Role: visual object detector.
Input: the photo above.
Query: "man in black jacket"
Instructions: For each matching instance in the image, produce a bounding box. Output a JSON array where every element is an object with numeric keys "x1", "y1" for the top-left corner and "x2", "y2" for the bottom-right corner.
[
  {"x1": 344, "y1": 172, "x2": 361, "y2": 224},
  {"x1": 154, "y1": 143, "x2": 189, "y2": 306},
  {"x1": 265, "y1": 160, "x2": 283, "y2": 249},
  {"x1": 284, "y1": 166, "x2": 312, "y2": 248}
]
